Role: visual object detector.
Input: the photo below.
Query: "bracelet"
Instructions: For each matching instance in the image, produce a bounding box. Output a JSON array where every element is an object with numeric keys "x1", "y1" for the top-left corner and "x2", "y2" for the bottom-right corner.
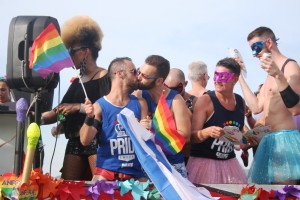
[
  {"x1": 79, "y1": 103, "x2": 85, "y2": 113},
  {"x1": 279, "y1": 85, "x2": 300, "y2": 108},
  {"x1": 93, "y1": 119, "x2": 102, "y2": 132},
  {"x1": 84, "y1": 115, "x2": 95, "y2": 126}
]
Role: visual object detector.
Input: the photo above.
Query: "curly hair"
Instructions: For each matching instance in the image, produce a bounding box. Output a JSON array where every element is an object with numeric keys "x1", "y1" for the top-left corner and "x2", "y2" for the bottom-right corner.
[{"x1": 61, "y1": 16, "x2": 103, "y2": 59}]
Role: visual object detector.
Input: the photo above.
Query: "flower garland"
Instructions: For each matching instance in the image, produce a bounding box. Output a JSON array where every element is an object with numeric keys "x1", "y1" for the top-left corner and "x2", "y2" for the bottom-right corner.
[
  {"x1": 240, "y1": 185, "x2": 300, "y2": 200},
  {"x1": 0, "y1": 169, "x2": 162, "y2": 200},
  {"x1": 1, "y1": 170, "x2": 300, "y2": 200}
]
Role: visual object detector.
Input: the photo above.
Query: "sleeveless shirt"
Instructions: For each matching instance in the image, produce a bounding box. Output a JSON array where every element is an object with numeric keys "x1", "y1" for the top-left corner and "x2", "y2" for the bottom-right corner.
[
  {"x1": 95, "y1": 95, "x2": 144, "y2": 177},
  {"x1": 142, "y1": 90, "x2": 184, "y2": 164},
  {"x1": 190, "y1": 91, "x2": 244, "y2": 160}
]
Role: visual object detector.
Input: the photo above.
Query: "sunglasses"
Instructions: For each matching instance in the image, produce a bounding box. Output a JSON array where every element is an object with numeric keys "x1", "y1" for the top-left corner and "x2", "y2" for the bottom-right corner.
[
  {"x1": 164, "y1": 82, "x2": 183, "y2": 94},
  {"x1": 204, "y1": 73, "x2": 210, "y2": 80},
  {"x1": 127, "y1": 68, "x2": 137, "y2": 75},
  {"x1": 68, "y1": 46, "x2": 87, "y2": 55},
  {"x1": 137, "y1": 68, "x2": 158, "y2": 79},
  {"x1": 250, "y1": 41, "x2": 265, "y2": 56}
]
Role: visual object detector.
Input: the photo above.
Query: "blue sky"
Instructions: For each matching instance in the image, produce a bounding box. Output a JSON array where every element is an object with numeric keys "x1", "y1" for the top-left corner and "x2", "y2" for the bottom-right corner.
[{"x1": 1, "y1": 0, "x2": 300, "y2": 177}]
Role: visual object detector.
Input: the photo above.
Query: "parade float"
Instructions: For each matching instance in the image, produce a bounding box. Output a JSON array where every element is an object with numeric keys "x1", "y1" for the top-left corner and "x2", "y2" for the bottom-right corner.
[{"x1": 1, "y1": 15, "x2": 299, "y2": 200}]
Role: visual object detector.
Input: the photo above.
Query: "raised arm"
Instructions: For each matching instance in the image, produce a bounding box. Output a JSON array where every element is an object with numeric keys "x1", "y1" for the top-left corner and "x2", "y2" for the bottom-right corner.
[
  {"x1": 266, "y1": 58, "x2": 300, "y2": 115},
  {"x1": 80, "y1": 99, "x2": 102, "y2": 146},
  {"x1": 238, "y1": 61, "x2": 264, "y2": 114}
]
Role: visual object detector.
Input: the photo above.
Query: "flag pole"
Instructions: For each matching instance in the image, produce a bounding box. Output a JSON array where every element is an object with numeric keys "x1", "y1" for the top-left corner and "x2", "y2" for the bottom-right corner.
[{"x1": 72, "y1": 66, "x2": 88, "y2": 99}]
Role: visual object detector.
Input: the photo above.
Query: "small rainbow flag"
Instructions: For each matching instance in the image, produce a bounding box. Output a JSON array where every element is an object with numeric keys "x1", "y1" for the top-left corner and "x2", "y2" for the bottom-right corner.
[
  {"x1": 29, "y1": 23, "x2": 74, "y2": 79},
  {"x1": 152, "y1": 92, "x2": 186, "y2": 155}
]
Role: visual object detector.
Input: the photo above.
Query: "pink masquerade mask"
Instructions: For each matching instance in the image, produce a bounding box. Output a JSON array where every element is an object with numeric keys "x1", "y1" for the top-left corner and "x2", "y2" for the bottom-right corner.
[{"x1": 213, "y1": 71, "x2": 235, "y2": 83}]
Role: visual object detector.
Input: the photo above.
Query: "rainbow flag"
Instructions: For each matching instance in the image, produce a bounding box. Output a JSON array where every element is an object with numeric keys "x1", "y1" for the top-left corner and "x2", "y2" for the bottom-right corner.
[
  {"x1": 29, "y1": 23, "x2": 74, "y2": 79},
  {"x1": 152, "y1": 92, "x2": 186, "y2": 155}
]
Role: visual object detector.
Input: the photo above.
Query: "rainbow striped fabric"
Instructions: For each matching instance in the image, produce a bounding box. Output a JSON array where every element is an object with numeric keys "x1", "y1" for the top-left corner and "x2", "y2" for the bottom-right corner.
[
  {"x1": 152, "y1": 92, "x2": 186, "y2": 155},
  {"x1": 29, "y1": 23, "x2": 74, "y2": 78}
]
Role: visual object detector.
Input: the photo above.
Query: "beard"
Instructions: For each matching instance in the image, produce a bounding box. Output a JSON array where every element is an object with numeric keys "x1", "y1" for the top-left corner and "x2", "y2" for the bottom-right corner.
[
  {"x1": 138, "y1": 80, "x2": 156, "y2": 90},
  {"x1": 127, "y1": 82, "x2": 139, "y2": 94}
]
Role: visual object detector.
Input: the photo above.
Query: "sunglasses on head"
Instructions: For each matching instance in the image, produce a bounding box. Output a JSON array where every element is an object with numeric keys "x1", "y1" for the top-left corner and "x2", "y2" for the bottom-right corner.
[
  {"x1": 250, "y1": 41, "x2": 265, "y2": 56},
  {"x1": 68, "y1": 46, "x2": 88, "y2": 55},
  {"x1": 137, "y1": 68, "x2": 158, "y2": 79},
  {"x1": 164, "y1": 82, "x2": 183, "y2": 94}
]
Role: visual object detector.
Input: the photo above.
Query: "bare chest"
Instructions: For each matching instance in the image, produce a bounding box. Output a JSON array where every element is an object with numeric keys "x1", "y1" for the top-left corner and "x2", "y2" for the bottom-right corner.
[{"x1": 264, "y1": 77, "x2": 279, "y2": 97}]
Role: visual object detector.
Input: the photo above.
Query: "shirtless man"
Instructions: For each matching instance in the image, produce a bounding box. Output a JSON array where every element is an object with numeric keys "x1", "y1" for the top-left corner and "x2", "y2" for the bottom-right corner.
[{"x1": 238, "y1": 26, "x2": 300, "y2": 184}]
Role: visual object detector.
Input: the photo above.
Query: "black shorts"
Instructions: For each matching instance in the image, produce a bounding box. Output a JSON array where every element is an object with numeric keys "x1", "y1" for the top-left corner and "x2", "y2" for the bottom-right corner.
[{"x1": 65, "y1": 137, "x2": 97, "y2": 156}]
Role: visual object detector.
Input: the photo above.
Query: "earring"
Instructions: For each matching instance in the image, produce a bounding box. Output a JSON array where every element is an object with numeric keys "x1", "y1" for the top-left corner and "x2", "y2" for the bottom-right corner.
[{"x1": 79, "y1": 58, "x2": 87, "y2": 77}]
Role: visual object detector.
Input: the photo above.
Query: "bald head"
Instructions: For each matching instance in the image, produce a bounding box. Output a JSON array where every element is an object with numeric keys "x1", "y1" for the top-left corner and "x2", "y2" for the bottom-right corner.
[
  {"x1": 165, "y1": 68, "x2": 186, "y2": 84},
  {"x1": 164, "y1": 68, "x2": 187, "y2": 95}
]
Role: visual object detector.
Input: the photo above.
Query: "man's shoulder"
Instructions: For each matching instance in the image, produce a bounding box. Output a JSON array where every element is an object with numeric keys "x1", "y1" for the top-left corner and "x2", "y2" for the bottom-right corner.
[{"x1": 132, "y1": 90, "x2": 143, "y2": 99}]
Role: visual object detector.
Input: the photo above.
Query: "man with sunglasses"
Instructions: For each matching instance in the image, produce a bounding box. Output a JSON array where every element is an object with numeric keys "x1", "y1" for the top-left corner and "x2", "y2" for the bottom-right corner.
[
  {"x1": 80, "y1": 57, "x2": 148, "y2": 182},
  {"x1": 164, "y1": 68, "x2": 196, "y2": 165},
  {"x1": 238, "y1": 26, "x2": 300, "y2": 184},
  {"x1": 136, "y1": 55, "x2": 191, "y2": 178}
]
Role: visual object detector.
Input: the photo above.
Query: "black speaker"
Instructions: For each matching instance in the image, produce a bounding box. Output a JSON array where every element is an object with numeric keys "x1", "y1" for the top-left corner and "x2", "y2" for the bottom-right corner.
[{"x1": 6, "y1": 16, "x2": 60, "y2": 93}]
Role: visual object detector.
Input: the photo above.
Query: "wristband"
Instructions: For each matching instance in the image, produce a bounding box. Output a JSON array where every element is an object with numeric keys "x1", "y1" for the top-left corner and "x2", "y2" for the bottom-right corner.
[
  {"x1": 93, "y1": 119, "x2": 102, "y2": 132},
  {"x1": 279, "y1": 85, "x2": 300, "y2": 108},
  {"x1": 84, "y1": 115, "x2": 95, "y2": 126}
]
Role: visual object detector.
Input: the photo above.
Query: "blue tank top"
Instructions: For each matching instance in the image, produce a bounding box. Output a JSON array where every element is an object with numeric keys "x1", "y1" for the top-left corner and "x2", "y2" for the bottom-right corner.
[
  {"x1": 96, "y1": 95, "x2": 144, "y2": 177},
  {"x1": 142, "y1": 90, "x2": 184, "y2": 164},
  {"x1": 190, "y1": 91, "x2": 245, "y2": 160}
]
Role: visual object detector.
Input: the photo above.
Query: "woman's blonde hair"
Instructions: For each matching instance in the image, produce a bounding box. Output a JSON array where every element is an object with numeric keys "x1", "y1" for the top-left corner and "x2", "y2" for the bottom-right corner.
[{"x1": 61, "y1": 16, "x2": 103, "y2": 59}]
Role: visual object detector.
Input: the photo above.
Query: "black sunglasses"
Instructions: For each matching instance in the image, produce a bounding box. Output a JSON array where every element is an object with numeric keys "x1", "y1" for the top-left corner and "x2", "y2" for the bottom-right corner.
[
  {"x1": 128, "y1": 68, "x2": 137, "y2": 75},
  {"x1": 164, "y1": 82, "x2": 183, "y2": 94},
  {"x1": 68, "y1": 46, "x2": 88, "y2": 55}
]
